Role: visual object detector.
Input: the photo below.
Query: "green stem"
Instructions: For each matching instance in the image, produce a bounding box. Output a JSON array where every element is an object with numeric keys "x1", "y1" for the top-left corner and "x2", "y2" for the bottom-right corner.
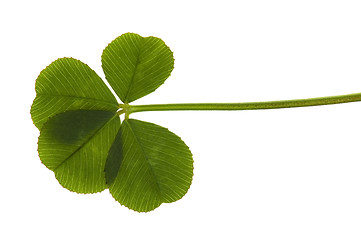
[{"x1": 126, "y1": 92, "x2": 361, "y2": 114}]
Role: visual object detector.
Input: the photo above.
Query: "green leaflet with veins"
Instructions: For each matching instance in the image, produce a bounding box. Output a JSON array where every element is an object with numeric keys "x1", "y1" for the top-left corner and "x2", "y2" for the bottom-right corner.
[
  {"x1": 106, "y1": 119, "x2": 193, "y2": 212},
  {"x1": 101, "y1": 33, "x2": 174, "y2": 103},
  {"x1": 31, "y1": 57, "x2": 118, "y2": 129},
  {"x1": 38, "y1": 110, "x2": 120, "y2": 193}
]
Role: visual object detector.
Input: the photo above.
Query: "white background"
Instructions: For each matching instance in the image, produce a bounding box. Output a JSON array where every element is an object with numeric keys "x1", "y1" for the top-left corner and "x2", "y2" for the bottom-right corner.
[{"x1": 1, "y1": 0, "x2": 361, "y2": 239}]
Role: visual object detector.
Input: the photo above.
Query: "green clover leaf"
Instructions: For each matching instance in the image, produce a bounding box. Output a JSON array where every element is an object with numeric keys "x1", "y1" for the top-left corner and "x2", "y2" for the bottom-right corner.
[
  {"x1": 31, "y1": 32, "x2": 361, "y2": 212},
  {"x1": 106, "y1": 119, "x2": 193, "y2": 212},
  {"x1": 102, "y1": 33, "x2": 174, "y2": 103},
  {"x1": 31, "y1": 33, "x2": 193, "y2": 212},
  {"x1": 31, "y1": 57, "x2": 119, "y2": 129}
]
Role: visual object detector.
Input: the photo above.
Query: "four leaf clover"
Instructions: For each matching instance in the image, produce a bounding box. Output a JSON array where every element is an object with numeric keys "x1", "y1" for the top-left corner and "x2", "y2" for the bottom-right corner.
[{"x1": 31, "y1": 33, "x2": 193, "y2": 212}]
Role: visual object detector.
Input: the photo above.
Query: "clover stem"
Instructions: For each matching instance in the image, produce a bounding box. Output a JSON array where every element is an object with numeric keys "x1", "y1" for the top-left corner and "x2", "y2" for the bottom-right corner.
[
  {"x1": 119, "y1": 103, "x2": 131, "y2": 120},
  {"x1": 116, "y1": 109, "x2": 125, "y2": 115},
  {"x1": 126, "y1": 92, "x2": 361, "y2": 114}
]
